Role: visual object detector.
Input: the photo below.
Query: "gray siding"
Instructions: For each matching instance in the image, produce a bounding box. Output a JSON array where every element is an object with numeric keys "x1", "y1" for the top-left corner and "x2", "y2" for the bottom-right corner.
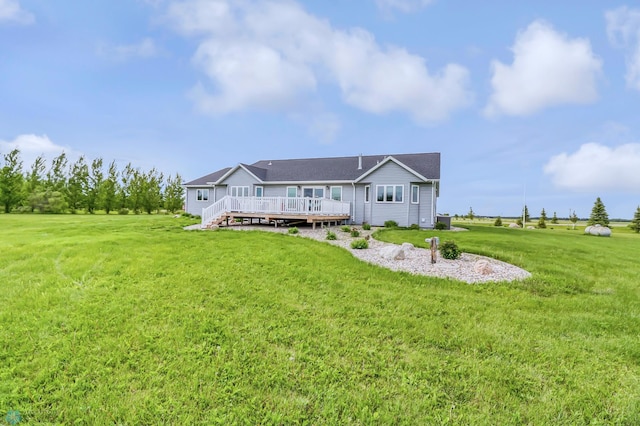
[
  {"x1": 363, "y1": 162, "x2": 417, "y2": 227},
  {"x1": 219, "y1": 168, "x2": 260, "y2": 188}
]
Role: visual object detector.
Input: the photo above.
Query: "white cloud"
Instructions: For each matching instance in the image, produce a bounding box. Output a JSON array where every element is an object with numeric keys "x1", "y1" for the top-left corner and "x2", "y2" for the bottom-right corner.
[
  {"x1": 375, "y1": 0, "x2": 434, "y2": 14},
  {"x1": 166, "y1": 0, "x2": 472, "y2": 124},
  {"x1": 0, "y1": 0, "x2": 34, "y2": 24},
  {"x1": 0, "y1": 134, "x2": 79, "y2": 169},
  {"x1": 485, "y1": 20, "x2": 602, "y2": 117},
  {"x1": 97, "y1": 38, "x2": 160, "y2": 61},
  {"x1": 606, "y1": 7, "x2": 640, "y2": 90},
  {"x1": 544, "y1": 142, "x2": 640, "y2": 192}
]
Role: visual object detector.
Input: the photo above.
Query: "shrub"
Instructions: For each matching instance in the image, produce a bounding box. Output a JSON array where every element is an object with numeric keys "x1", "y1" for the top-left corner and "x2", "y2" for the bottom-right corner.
[
  {"x1": 118, "y1": 208, "x2": 129, "y2": 215},
  {"x1": 288, "y1": 227, "x2": 299, "y2": 234},
  {"x1": 350, "y1": 228, "x2": 360, "y2": 237},
  {"x1": 326, "y1": 231, "x2": 337, "y2": 240},
  {"x1": 435, "y1": 221, "x2": 447, "y2": 230},
  {"x1": 384, "y1": 220, "x2": 398, "y2": 228},
  {"x1": 409, "y1": 223, "x2": 420, "y2": 230},
  {"x1": 350, "y1": 239, "x2": 369, "y2": 249},
  {"x1": 494, "y1": 216, "x2": 503, "y2": 227},
  {"x1": 362, "y1": 223, "x2": 371, "y2": 231},
  {"x1": 439, "y1": 240, "x2": 461, "y2": 260},
  {"x1": 341, "y1": 225, "x2": 351, "y2": 232}
]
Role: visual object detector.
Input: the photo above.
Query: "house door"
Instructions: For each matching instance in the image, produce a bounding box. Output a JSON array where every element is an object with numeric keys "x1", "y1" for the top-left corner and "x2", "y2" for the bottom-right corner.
[{"x1": 302, "y1": 187, "x2": 324, "y2": 212}]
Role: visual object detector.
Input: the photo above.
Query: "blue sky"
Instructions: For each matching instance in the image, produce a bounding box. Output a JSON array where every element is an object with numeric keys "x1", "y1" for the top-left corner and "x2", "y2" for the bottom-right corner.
[{"x1": 2, "y1": 0, "x2": 640, "y2": 219}]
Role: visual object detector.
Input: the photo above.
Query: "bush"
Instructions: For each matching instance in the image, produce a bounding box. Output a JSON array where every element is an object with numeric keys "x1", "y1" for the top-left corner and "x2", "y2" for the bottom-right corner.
[
  {"x1": 362, "y1": 223, "x2": 371, "y2": 231},
  {"x1": 350, "y1": 228, "x2": 360, "y2": 237},
  {"x1": 288, "y1": 227, "x2": 299, "y2": 234},
  {"x1": 435, "y1": 221, "x2": 447, "y2": 230},
  {"x1": 384, "y1": 220, "x2": 398, "y2": 228},
  {"x1": 439, "y1": 240, "x2": 461, "y2": 260},
  {"x1": 326, "y1": 231, "x2": 337, "y2": 240},
  {"x1": 118, "y1": 208, "x2": 129, "y2": 215},
  {"x1": 350, "y1": 239, "x2": 369, "y2": 249},
  {"x1": 341, "y1": 225, "x2": 351, "y2": 232},
  {"x1": 409, "y1": 223, "x2": 420, "y2": 230},
  {"x1": 494, "y1": 216, "x2": 503, "y2": 227}
]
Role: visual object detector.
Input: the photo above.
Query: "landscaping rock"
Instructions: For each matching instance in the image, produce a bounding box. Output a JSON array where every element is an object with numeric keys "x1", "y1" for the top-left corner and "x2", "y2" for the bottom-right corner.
[
  {"x1": 401, "y1": 242, "x2": 414, "y2": 251},
  {"x1": 473, "y1": 259, "x2": 493, "y2": 275},
  {"x1": 585, "y1": 224, "x2": 612, "y2": 237},
  {"x1": 509, "y1": 223, "x2": 520, "y2": 228},
  {"x1": 527, "y1": 226, "x2": 536, "y2": 230},
  {"x1": 379, "y1": 245, "x2": 405, "y2": 260}
]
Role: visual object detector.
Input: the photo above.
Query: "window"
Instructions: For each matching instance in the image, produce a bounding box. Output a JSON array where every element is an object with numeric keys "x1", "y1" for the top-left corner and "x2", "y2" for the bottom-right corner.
[
  {"x1": 230, "y1": 186, "x2": 249, "y2": 197},
  {"x1": 364, "y1": 185, "x2": 370, "y2": 203},
  {"x1": 287, "y1": 186, "x2": 297, "y2": 198},
  {"x1": 196, "y1": 189, "x2": 209, "y2": 201},
  {"x1": 411, "y1": 185, "x2": 419, "y2": 204},
  {"x1": 376, "y1": 185, "x2": 404, "y2": 203},
  {"x1": 255, "y1": 186, "x2": 264, "y2": 197},
  {"x1": 330, "y1": 186, "x2": 342, "y2": 201}
]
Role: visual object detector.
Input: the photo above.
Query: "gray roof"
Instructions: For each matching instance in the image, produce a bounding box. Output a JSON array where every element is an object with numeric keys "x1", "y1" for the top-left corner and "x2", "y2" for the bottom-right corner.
[{"x1": 184, "y1": 153, "x2": 440, "y2": 185}]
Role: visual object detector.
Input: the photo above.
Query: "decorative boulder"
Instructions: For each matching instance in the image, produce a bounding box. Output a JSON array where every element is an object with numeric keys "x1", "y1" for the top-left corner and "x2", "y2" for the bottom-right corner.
[
  {"x1": 473, "y1": 259, "x2": 493, "y2": 275},
  {"x1": 585, "y1": 224, "x2": 612, "y2": 237},
  {"x1": 509, "y1": 223, "x2": 521, "y2": 228},
  {"x1": 401, "y1": 242, "x2": 414, "y2": 251},
  {"x1": 379, "y1": 246, "x2": 406, "y2": 260},
  {"x1": 527, "y1": 226, "x2": 536, "y2": 230}
]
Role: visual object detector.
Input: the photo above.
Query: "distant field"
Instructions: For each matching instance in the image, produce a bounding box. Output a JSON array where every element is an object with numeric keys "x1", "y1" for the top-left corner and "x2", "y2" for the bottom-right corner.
[{"x1": 1, "y1": 215, "x2": 639, "y2": 424}]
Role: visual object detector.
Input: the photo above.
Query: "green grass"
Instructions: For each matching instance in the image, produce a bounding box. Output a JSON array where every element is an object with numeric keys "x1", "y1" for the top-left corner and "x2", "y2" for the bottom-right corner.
[{"x1": 1, "y1": 215, "x2": 639, "y2": 424}]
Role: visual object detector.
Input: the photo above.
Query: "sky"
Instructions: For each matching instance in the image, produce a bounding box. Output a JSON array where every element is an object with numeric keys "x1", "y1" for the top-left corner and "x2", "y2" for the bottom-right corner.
[{"x1": 2, "y1": 0, "x2": 640, "y2": 219}]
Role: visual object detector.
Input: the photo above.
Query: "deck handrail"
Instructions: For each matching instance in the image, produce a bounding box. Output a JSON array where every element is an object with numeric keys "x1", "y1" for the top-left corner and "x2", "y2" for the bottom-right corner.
[{"x1": 201, "y1": 196, "x2": 351, "y2": 228}]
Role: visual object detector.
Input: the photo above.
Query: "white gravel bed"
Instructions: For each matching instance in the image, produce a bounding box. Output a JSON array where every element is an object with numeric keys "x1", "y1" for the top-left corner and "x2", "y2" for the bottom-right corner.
[{"x1": 192, "y1": 224, "x2": 531, "y2": 284}]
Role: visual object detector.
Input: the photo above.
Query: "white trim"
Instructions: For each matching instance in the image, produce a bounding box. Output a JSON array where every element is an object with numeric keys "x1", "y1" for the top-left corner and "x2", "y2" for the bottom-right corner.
[
  {"x1": 411, "y1": 184, "x2": 419, "y2": 204},
  {"x1": 196, "y1": 188, "x2": 210, "y2": 202},
  {"x1": 364, "y1": 185, "x2": 371, "y2": 203},
  {"x1": 286, "y1": 186, "x2": 297, "y2": 197},
  {"x1": 230, "y1": 186, "x2": 250, "y2": 197},
  {"x1": 375, "y1": 185, "x2": 404, "y2": 203},
  {"x1": 255, "y1": 186, "x2": 264, "y2": 197},
  {"x1": 355, "y1": 156, "x2": 429, "y2": 183},
  {"x1": 330, "y1": 186, "x2": 342, "y2": 201},
  {"x1": 215, "y1": 164, "x2": 264, "y2": 185}
]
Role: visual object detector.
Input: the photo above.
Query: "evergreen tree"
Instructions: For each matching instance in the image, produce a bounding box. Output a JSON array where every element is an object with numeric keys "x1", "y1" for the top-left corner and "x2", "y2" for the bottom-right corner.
[
  {"x1": 537, "y1": 208, "x2": 547, "y2": 228},
  {"x1": 0, "y1": 149, "x2": 24, "y2": 213},
  {"x1": 467, "y1": 206, "x2": 474, "y2": 221},
  {"x1": 522, "y1": 205, "x2": 530, "y2": 223},
  {"x1": 630, "y1": 206, "x2": 640, "y2": 233},
  {"x1": 569, "y1": 210, "x2": 578, "y2": 230},
  {"x1": 587, "y1": 197, "x2": 610, "y2": 227},
  {"x1": 551, "y1": 211, "x2": 558, "y2": 224},
  {"x1": 164, "y1": 173, "x2": 184, "y2": 213},
  {"x1": 493, "y1": 216, "x2": 503, "y2": 227}
]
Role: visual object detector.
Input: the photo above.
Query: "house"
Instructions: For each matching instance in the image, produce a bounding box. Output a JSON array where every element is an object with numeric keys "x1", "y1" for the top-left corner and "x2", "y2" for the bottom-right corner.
[{"x1": 184, "y1": 152, "x2": 441, "y2": 229}]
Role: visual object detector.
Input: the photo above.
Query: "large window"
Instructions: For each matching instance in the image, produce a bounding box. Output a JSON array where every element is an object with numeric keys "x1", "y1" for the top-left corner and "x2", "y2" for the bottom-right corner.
[
  {"x1": 376, "y1": 185, "x2": 404, "y2": 203},
  {"x1": 196, "y1": 189, "x2": 209, "y2": 201},
  {"x1": 255, "y1": 186, "x2": 264, "y2": 197},
  {"x1": 411, "y1": 185, "x2": 419, "y2": 204},
  {"x1": 287, "y1": 186, "x2": 297, "y2": 197},
  {"x1": 230, "y1": 186, "x2": 249, "y2": 197},
  {"x1": 330, "y1": 186, "x2": 342, "y2": 201}
]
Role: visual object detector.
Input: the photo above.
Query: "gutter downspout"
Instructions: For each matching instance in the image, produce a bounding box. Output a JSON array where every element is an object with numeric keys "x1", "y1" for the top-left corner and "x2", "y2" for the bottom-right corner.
[{"x1": 352, "y1": 182, "x2": 356, "y2": 224}]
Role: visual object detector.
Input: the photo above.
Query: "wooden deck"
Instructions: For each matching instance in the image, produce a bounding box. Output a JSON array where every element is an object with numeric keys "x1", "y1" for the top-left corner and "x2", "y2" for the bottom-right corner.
[{"x1": 202, "y1": 196, "x2": 352, "y2": 229}]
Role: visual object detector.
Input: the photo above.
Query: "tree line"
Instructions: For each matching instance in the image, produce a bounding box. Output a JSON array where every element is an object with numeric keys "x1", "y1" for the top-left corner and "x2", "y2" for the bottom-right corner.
[{"x1": 0, "y1": 148, "x2": 184, "y2": 214}]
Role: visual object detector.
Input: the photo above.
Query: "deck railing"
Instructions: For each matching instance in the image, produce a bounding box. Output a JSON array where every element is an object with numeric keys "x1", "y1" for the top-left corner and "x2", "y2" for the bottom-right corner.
[{"x1": 202, "y1": 196, "x2": 351, "y2": 228}]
